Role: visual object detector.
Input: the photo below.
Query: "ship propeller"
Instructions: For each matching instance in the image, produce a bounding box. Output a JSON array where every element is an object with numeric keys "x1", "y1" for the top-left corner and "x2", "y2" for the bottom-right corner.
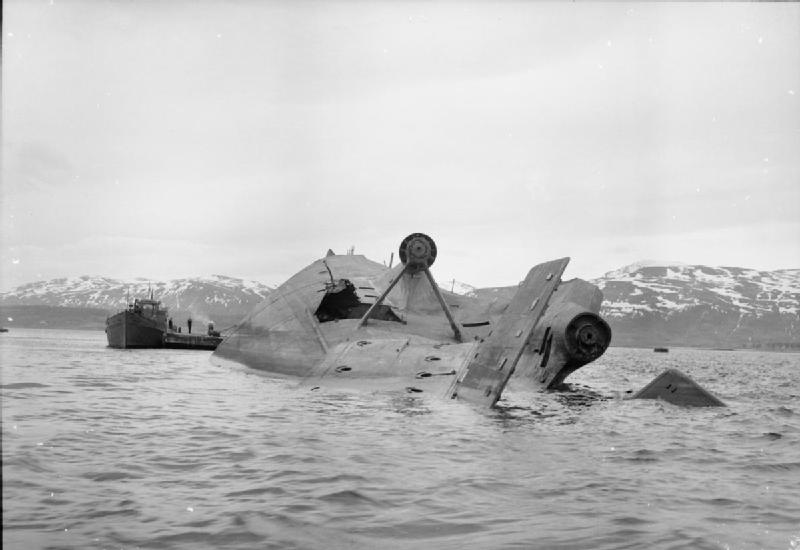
[
  {"x1": 399, "y1": 233, "x2": 437, "y2": 274},
  {"x1": 356, "y1": 233, "x2": 461, "y2": 342}
]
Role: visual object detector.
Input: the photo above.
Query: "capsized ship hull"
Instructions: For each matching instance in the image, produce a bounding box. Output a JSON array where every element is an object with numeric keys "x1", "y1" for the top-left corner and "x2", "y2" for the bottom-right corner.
[{"x1": 213, "y1": 233, "x2": 615, "y2": 407}]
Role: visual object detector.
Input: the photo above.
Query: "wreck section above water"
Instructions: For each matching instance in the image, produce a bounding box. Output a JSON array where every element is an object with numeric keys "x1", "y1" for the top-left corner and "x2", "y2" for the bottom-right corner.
[{"x1": 214, "y1": 233, "x2": 613, "y2": 407}]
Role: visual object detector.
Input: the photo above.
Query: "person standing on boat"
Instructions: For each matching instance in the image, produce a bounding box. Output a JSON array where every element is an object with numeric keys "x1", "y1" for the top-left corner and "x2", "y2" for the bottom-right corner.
[{"x1": 187, "y1": 317, "x2": 193, "y2": 334}]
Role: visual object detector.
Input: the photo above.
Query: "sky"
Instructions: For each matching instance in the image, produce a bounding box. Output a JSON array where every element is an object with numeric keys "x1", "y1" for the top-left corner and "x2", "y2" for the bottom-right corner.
[{"x1": 2, "y1": 0, "x2": 799, "y2": 291}]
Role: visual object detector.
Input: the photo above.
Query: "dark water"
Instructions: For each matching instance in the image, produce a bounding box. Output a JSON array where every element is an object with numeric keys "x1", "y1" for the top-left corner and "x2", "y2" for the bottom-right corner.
[{"x1": 2, "y1": 329, "x2": 799, "y2": 550}]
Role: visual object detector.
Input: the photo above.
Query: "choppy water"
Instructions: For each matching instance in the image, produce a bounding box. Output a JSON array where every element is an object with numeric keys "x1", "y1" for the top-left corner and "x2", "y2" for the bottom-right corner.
[{"x1": 2, "y1": 329, "x2": 799, "y2": 550}]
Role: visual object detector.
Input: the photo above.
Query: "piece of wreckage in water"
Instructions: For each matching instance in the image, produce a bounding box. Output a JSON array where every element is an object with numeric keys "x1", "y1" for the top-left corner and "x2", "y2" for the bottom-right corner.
[
  {"x1": 631, "y1": 368, "x2": 725, "y2": 407},
  {"x1": 212, "y1": 233, "x2": 615, "y2": 407}
]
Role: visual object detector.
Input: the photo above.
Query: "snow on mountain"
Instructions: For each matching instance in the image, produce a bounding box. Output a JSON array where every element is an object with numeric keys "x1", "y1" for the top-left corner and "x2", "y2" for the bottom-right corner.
[
  {"x1": 595, "y1": 263, "x2": 800, "y2": 317},
  {"x1": 601, "y1": 259, "x2": 689, "y2": 279},
  {"x1": 0, "y1": 275, "x2": 274, "y2": 317},
  {"x1": 591, "y1": 263, "x2": 800, "y2": 348}
]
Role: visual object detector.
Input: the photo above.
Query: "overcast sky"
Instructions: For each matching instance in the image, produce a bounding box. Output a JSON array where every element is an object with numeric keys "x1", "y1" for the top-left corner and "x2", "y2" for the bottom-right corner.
[{"x1": 2, "y1": 1, "x2": 798, "y2": 291}]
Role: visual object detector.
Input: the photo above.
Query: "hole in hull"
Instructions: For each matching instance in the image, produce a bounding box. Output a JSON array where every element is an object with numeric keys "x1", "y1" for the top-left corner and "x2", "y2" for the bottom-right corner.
[{"x1": 315, "y1": 279, "x2": 402, "y2": 324}]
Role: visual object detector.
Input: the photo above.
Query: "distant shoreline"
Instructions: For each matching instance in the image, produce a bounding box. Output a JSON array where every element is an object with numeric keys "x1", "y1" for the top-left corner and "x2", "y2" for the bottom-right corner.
[{"x1": 3, "y1": 324, "x2": 798, "y2": 354}]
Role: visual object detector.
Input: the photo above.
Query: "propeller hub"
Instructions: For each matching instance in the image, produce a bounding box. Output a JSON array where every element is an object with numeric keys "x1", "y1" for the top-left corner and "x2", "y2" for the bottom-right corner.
[{"x1": 399, "y1": 233, "x2": 437, "y2": 273}]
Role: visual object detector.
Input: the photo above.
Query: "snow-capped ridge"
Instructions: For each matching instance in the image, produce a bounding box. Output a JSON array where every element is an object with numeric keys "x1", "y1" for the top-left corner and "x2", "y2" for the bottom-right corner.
[
  {"x1": 589, "y1": 261, "x2": 799, "y2": 348},
  {"x1": 0, "y1": 275, "x2": 274, "y2": 313},
  {"x1": 603, "y1": 260, "x2": 689, "y2": 279}
]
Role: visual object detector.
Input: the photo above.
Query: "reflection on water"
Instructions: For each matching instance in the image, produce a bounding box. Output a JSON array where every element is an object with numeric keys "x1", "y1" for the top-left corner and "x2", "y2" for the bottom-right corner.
[{"x1": 2, "y1": 329, "x2": 799, "y2": 550}]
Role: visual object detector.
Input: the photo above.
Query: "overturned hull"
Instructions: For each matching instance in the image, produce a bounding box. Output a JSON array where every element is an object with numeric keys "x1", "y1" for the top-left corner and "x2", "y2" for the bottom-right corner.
[{"x1": 213, "y1": 233, "x2": 613, "y2": 407}]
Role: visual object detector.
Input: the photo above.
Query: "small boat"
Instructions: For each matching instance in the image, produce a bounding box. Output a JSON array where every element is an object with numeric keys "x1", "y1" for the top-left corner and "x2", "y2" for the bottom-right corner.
[
  {"x1": 0, "y1": 327, "x2": 9, "y2": 333},
  {"x1": 653, "y1": 347, "x2": 669, "y2": 353},
  {"x1": 105, "y1": 292, "x2": 222, "y2": 350},
  {"x1": 163, "y1": 326, "x2": 223, "y2": 351}
]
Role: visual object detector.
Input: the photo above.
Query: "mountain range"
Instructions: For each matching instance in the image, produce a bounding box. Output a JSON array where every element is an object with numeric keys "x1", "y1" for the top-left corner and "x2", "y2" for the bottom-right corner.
[
  {"x1": 0, "y1": 275, "x2": 273, "y2": 331},
  {"x1": 592, "y1": 262, "x2": 799, "y2": 350},
  {"x1": 447, "y1": 261, "x2": 798, "y2": 350},
  {"x1": 1, "y1": 264, "x2": 798, "y2": 350}
]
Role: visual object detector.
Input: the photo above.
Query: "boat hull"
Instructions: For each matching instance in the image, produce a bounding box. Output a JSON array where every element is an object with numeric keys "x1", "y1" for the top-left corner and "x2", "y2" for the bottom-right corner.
[
  {"x1": 105, "y1": 311, "x2": 165, "y2": 349},
  {"x1": 163, "y1": 332, "x2": 223, "y2": 350}
]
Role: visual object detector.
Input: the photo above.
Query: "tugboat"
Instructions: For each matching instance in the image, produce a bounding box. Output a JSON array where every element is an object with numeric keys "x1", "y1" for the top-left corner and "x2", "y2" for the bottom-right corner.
[
  {"x1": 106, "y1": 292, "x2": 168, "y2": 348},
  {"x1": 105, "y1": 291, "x2": 223, "y2": 350}
]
